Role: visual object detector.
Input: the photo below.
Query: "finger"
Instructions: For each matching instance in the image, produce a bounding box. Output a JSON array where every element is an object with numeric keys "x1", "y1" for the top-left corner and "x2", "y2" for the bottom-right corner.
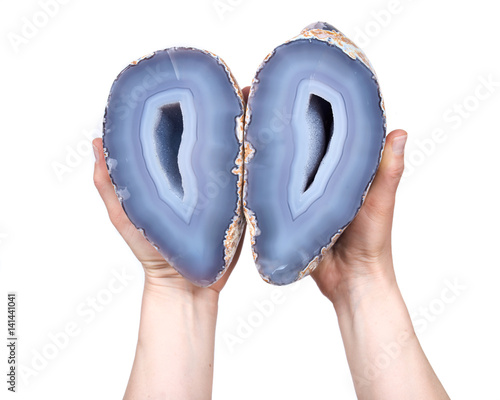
[
  {"x1": 242, "y1": 86, "x2": 250, "y2": 104},
  {"x1": 92, "y1": 138, "x2": 135, "y2": 232},
  {"x1": 362, "y1": 129, "x2": 407, "y2": 223}
]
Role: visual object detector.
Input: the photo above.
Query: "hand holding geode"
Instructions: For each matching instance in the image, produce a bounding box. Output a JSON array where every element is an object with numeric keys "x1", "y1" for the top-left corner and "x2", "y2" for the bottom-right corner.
[{"x1": 102, "y1": 22, "x2": 386, "y2": 287}]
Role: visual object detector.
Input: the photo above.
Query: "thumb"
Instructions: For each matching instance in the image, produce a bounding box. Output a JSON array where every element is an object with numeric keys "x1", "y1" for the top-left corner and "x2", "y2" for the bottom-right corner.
[{"x1": 362, "y1": 129, "x2": 407, "y2": 222}]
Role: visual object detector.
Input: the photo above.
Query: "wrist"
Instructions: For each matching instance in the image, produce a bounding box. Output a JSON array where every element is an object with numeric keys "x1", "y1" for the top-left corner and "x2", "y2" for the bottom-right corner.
[
  {"x1": 333, "y1": 273, "x2": 417, "y2": 349},
  {"x1": 330, "y1": 262, "x2": 399, "y2": 317},
  {"x1": 143, "y1": 273, "x2": 220, "y2": 311},
  {"x1": 137, "y1": 277, "x2": 220, "y2": 356},
  {"x1": 127, "y1": 269, "x2": 219, "y2": 399}
]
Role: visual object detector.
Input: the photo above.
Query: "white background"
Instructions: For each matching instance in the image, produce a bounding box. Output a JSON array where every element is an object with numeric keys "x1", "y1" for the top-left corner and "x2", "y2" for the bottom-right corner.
[{"x1": 1, "y1": 0, "x2": 499, "y2": 398}]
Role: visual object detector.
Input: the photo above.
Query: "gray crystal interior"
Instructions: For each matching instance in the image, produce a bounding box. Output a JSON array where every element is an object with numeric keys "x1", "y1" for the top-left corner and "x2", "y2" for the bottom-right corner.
[
  {"x1": 246, "y1": 36, "x2": 385, "y2": 285},
  {"x1": 103, "y1": 48, "x2": 244, "y2": 286},
  {"x1": 155, "y1": 102, "x2": 184, "y2": 198}
]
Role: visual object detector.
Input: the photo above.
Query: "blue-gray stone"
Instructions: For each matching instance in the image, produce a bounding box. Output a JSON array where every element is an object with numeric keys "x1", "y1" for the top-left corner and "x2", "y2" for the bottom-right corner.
[
  {"x1": 103, "y1": 48, "x2": 245, "y2": 287},
  {"x1": 244, "y1": 24, "x2": 386, "y2": 285}
]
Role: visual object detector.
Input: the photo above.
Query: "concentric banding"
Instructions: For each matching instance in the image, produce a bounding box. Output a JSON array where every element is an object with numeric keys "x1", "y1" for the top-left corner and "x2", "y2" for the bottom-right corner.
[
  {"x1": 103, "y1": 47, "x2": 245, "y2": 287},
  {"x1": 244, "y1": 22, "x2": 386, "y2": 285}
]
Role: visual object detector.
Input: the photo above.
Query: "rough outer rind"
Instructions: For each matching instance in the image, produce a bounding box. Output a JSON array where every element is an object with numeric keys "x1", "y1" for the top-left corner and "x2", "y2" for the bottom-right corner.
[
  {"x1": 243, "y1": 22, "x2": 387, "y2": 285},
  {"x1": 103, "y1": 47, "x2": 245, "y2": 287}
]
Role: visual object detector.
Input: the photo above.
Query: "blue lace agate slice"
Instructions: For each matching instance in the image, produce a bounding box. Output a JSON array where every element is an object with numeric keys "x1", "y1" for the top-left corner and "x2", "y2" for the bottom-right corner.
[
  {"x1": 244, "y1": 23, "x2": 386, "y2": 285},
  {"x1": 103, "y1": 48, "x2": 245, "y2": 287}
]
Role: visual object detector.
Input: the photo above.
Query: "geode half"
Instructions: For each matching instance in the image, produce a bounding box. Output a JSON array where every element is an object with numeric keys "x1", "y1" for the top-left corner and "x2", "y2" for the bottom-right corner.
[
  {"x1": 103, "y1": 48, "x2": 245, "y2": 287},
  {"x1": 244, "y1": 22, "x2": 387, "y2": 285}
]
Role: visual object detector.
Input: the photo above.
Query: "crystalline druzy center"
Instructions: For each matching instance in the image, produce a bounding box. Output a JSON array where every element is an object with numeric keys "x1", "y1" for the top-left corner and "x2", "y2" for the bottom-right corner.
[
  {"x1": 155, "y1": 102, "x2": 184, "y2": 199},
  {"x1": 140, "y1": 88, "x2": 198, "y2": 224},
  {"x1": 288, "y1": 79, "x2": 348, "y2": 219}
]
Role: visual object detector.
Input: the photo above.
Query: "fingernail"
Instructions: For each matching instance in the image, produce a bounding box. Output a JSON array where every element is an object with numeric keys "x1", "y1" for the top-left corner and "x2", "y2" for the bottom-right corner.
[
  {"x1": 392, "y1": 135, "x2": 407, "y2": 156},
  {"x1": 93, "y1": 144, "x2": 99, "y2": 163}
]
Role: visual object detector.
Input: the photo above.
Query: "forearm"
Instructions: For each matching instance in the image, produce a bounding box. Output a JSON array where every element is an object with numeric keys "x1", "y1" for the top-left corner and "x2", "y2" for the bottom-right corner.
[
  {"x1": 124, "y1": 280, "x2": 219, "y2": 400},
  {"x1": 332, "y1": 266, "x2": 449, "y2": 400}
]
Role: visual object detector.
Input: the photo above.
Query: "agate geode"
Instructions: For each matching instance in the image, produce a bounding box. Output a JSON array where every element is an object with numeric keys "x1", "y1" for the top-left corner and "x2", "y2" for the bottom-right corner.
[
  {"x1": 102, "y1": 22, "x2": 386, "y2": 287},
  {"x1": 243, "y1": 22, "x2": 386, "y2": 285},
  {"x1": 103, "y1": 48, "x2": 246, "y2": 287}
]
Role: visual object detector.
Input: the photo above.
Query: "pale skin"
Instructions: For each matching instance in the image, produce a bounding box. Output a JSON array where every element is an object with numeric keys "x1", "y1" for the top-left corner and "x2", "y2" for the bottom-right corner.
[{"x1": 93, "y1": 86, "x2": 449, "y2": 399}]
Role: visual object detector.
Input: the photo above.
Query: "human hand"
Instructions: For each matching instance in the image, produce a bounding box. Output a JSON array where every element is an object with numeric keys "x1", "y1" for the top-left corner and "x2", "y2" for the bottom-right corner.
[
  {"x1": 94, "y1": 87, "x2": 250, "y2": 399},
  {"x1": 92, "y1": 86, "x2": 251, "y2": 296},
  {"x1": 93, "y1": 137, "x2": 244, "y2": 295},
  {"x1": 311, "y1": 129, "x2": 408, "y2": 306},
  {"x1": 311, "y1": 130, "x2": 450, "y2": 399}
]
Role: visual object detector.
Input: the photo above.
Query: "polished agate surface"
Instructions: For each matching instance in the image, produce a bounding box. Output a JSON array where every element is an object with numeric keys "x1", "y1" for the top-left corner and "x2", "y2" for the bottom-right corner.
[
  {"x1": 103, "y1": 48, "x2": 245, "y2": 286},
  {"x1": 244, "y1": 23, "x2": 386, "y2": 285}
]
